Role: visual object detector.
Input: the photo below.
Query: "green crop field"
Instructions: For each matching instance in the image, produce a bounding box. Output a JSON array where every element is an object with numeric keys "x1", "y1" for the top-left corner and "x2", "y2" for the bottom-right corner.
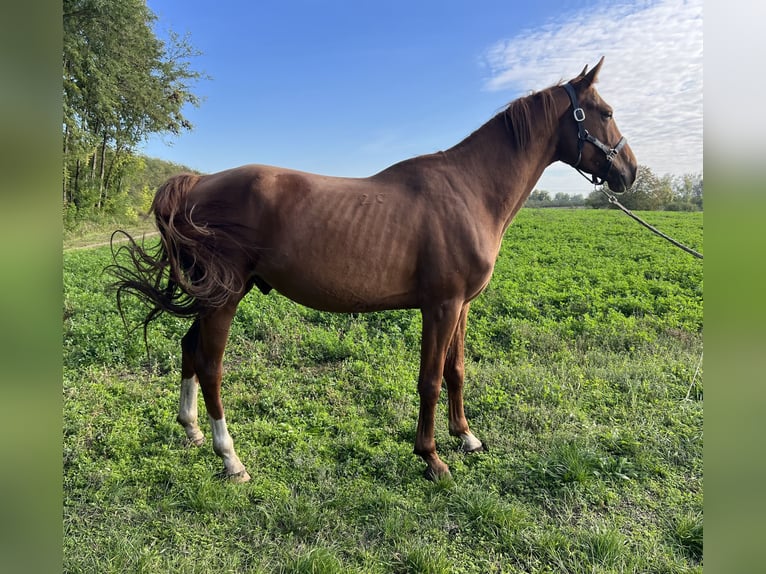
[{"x1": 63, "y1": 208, "x2": 703, "y2": 573}]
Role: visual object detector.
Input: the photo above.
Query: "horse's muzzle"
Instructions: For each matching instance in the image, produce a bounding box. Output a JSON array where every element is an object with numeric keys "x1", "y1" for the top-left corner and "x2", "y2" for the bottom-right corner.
[{"x1": 608, "y1": 144, "x2": 637, "y2": 193}]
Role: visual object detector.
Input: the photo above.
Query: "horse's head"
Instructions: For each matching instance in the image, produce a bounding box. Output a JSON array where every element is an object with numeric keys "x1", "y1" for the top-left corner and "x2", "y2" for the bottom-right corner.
[{"x1": 557, "y1": 57, "x2": 637, "y2": 193}]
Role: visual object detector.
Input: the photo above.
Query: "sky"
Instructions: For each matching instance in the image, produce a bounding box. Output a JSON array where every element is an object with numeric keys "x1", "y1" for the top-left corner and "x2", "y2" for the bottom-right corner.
[{"x1": 142, "y1": 0, "x2": 702, "y2": 195}]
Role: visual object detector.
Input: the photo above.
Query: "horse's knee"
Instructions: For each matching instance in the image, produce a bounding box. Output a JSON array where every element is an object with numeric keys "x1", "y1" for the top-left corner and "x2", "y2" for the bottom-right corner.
[
  {"x1": 444, "y1": 361, "x2": 464, "y2": 384},
  {"x1": 418, "y1": 377, "x2": 441, "y2": 403}
]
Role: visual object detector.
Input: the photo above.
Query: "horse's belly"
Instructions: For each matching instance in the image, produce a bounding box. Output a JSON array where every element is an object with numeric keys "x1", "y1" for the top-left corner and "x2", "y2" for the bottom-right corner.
[
  {"x1": 264, "y1": 269, "x2": 417, "y2": 313},
  {"x1": 253, "y1": 242, "x2": 417, "y2": 312},
  {"x1": 253, "y1": 193, "x2": 422, "y2": 311}
]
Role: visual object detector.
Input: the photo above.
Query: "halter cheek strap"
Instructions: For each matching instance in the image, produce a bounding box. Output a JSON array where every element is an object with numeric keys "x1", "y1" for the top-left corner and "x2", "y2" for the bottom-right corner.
[{"x1": 562, "y1": 82, "x2": 627, "y2": 186}]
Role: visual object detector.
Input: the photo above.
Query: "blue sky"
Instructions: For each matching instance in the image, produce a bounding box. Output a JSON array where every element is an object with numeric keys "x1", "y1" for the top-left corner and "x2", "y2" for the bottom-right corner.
[{"x1": 142, "y1": 0, "x2": 702, "y2": 195}]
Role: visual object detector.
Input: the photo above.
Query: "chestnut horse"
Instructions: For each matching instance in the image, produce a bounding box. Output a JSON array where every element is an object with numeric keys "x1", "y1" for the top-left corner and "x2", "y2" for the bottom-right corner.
[{"x1": 111, "y1": 58, "x2": 636, "y2": 482}]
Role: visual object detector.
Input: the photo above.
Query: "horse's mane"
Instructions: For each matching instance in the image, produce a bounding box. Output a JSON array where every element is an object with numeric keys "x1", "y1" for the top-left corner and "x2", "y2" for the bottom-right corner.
[{"x1": 503, "y1": 83, "x2": 561, "y2": 151}]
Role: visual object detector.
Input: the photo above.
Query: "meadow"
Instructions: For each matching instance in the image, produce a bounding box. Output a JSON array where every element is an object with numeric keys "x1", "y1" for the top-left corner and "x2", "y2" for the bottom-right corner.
[{"x1": 63, "y1": 208, "x2": 703, "y2": 573}]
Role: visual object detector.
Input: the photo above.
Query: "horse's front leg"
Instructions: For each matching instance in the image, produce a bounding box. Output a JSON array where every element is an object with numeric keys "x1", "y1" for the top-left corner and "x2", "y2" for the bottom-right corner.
[
  {"x1": 196, "y1": 305, "x2": 250, "y2": 483},
  {"x1": 444, "y1": 303, "x2": 484, "y2": 453},
  {"x1": 414, "y1": 300, "x2": 463, "y2": 480}
]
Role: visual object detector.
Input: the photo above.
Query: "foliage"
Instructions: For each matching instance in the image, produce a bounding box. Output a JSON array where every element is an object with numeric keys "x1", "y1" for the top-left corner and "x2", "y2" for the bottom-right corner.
[
  {"x1": 526, "y1": 189, "x2": 586, "y2": 208},
  {"x1": 63, "y1": 155, "x2": 199, "y2": 233},
  {"x1": 64, "y1": 209, "x2": 703, "y2": 572},
  {"x1": 527, "y1": 166, "x2": 702, "y2": 211},
  {"x1": 63, "y1": 0, "x2": 205, "y2": 222},
  {"x1": 586, "y1": 165, "x2": 702, "y2": 211}
]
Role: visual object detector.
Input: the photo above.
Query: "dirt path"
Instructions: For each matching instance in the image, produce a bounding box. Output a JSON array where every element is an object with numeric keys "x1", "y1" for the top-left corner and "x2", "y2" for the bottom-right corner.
[
  {"x1": 62, "y1": 221, "x2": 159, "y2": 252},
  {"x1": 64, "y1": 231, "x2": 160, "y2": 251}
]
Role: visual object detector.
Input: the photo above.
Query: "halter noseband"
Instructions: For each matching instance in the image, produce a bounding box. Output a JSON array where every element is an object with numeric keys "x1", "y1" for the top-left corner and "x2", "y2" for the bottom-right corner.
[{"x1": 562, "y1": 82, "x2": 627, "y2": 187}]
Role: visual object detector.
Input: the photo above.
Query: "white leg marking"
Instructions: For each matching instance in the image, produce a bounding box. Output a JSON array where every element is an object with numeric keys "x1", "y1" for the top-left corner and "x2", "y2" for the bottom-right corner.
[
  {"x1": 178, "y1": 377, "x2": 204, "y2": 445},
  {"x1": 460, "y1": 431, "x2": 484, "y2": 453},
  {"x1": 210, "y1": 416, "x2": 250, "y2": 482}
]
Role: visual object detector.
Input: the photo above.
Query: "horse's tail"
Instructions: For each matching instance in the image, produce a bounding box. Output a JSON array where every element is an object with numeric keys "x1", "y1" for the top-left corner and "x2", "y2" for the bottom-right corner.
[{"x1": 109, "y1": 173, "x2": 247, "y2": 337}]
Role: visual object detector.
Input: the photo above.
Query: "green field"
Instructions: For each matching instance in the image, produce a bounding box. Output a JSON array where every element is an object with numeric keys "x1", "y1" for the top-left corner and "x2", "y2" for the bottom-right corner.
[{"x1": 63, "y1": 208, "x2": 703, "y2": 573}]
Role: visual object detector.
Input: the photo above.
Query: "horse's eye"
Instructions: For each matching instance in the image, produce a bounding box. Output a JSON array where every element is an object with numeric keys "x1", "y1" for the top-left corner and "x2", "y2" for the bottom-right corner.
[{"x1": 602, "y1": 111, "x2": 613, "y2": 120}]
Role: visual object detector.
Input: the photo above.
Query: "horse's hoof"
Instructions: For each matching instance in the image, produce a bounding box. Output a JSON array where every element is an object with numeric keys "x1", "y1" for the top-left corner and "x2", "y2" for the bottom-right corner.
[
  {"x1": 423, "y1": 465, "x2": 452, "y2": 482},
  {"x1": 227, "y1": 470, "x2": 251, "y2": 484},
  {"x1": 185, "y1": 435, "x2": 205, "y2": 447},
  {"x1": 181, "y1": 425, "x2": 205, "y2": 446},
  {"x1": 459, "y1": 432, "x2": 485, "y2": 453}
]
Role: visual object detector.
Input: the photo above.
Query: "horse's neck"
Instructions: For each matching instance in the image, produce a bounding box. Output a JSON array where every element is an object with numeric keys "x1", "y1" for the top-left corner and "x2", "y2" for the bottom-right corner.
[{"x1": 446, "y1": 111, "x2": 559, "y2": 230}]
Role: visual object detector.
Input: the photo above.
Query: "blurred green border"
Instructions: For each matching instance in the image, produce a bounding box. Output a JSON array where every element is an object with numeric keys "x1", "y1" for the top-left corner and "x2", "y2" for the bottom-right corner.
[
  {"x1": 704, "y1": 4, "x2": 766, "y2": 573},
  {"x1": 704, "y1": 166, "x2": 765, "y2": 574},
  {"x1": 0, "y1": 2, "x2": 63, "y2": 571}
]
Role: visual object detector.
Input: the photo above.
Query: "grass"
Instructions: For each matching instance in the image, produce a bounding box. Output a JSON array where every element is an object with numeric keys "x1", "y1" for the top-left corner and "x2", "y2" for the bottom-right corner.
[{"x1": 63, "y1": 208, "x2": 703, "y2": 573}]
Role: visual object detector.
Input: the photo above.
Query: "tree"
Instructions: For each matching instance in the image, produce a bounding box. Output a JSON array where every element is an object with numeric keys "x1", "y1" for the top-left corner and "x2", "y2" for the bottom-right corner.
[
  {"x1": 526, "y1": 190, "x2": 587, "y2": 208},
  {"x1": 529, "y1": 189, "x2": 551, "y2": 203},
  {"x1": 619, "y1": 165, "x2": 661, "y2": 210},
  {"x1": 570, "y1": 193, "x2": 584, "y2": 205},
  {"x1": 587, "y1": 165, "x2": 701, "y2": 211},
  {"x1": 691, "y1": 176, "x2": 703, "y2": 209},
  {"x1": 675, "y1": 173, "x2": 703, "y2": 210},
  {"x1": 586, "y1": 187, "x2": 609, "y2": 209},
  {"x1": 63, "y1": 0, "x2": 205, "y2": 219}
]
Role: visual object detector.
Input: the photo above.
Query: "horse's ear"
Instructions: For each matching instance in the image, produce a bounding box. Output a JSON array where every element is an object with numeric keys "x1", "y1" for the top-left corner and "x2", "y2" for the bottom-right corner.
[
  {"x1": 581, "y1": 57, "x2": 605, "y2": 88},
  {"x1": 578, "y1": 64, "x2": 588, "y2": 78}
]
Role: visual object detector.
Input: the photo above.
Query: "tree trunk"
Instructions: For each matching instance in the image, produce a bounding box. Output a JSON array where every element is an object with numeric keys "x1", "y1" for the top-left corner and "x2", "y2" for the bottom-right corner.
[
  {"x1": 90, "y1": 146, "x2": 97, "y2": 183},
  {"x1": 63, "y1": 124, "x2": 69, "y2": 205},
  {"x1": 73, "y1": 158, "x2": 81, "y2": 207},
  {"x1": 96, "y1": 132, "x2": 107, "y2": 210},
  {"x1": 104, "y1": 143, "x2": 121, "y2": 194}
]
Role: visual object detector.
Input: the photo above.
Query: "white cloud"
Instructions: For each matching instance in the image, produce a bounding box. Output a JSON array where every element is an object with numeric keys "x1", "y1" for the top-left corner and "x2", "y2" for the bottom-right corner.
[{"x1": 482, "y1": 0, "x2": 703, "y2": 180}]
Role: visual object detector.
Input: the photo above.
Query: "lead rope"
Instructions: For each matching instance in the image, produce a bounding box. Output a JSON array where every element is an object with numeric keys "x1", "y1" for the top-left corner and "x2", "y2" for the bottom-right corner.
[
  {"x1": 600, "y1": 185, "x2": 705, "y2": 401},
  {"x1": 598, "y1": 187, "x2": 703, "y2": 260}
]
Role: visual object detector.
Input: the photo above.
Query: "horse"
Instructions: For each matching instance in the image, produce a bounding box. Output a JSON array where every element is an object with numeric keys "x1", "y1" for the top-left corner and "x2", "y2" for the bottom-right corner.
[{"x1": 110, "y1": 58, "x2": 636, "y2": 482}]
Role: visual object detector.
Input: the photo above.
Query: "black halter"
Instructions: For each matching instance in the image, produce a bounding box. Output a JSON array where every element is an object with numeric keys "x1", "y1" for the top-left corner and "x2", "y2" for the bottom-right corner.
[{"x1": 563, "y1": 82, "x2": 627, "y2": 187}]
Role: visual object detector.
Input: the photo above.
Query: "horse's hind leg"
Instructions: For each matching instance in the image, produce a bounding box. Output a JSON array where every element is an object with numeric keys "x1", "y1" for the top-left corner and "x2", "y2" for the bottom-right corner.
[
  {"x1": 177, "y1": 319, "x2": 205, "y2": 446},
  {"x1": 195, "y1": 304, "x2": 250, "y2": 483},
  {"x1": 444, "y1": 303, "x2": 484, "y2": 453}
]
